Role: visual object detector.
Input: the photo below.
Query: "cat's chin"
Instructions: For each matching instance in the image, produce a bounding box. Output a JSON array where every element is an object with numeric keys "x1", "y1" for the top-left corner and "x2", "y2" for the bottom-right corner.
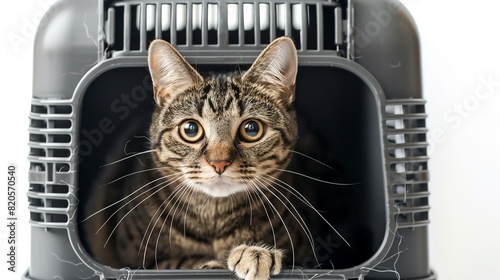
[{"x1": 192, "y1": 177, "x2": 248, "y2": 198}]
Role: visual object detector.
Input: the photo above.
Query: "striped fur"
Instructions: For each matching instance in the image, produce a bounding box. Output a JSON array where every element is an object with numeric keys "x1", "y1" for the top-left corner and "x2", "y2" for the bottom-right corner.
[{"x1": 84, "y1": 38, "x2": 312, "y2": 279}]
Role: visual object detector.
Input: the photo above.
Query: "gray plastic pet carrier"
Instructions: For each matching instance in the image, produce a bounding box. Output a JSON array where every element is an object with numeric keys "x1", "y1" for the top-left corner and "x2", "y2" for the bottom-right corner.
[{"x1": 26, "y1": 0, "x2": 435, "y2": 279}]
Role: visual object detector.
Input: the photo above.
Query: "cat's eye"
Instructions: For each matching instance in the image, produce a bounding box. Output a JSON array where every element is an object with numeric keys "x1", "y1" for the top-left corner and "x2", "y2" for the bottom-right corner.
[
  {"x1": 178, "y1": 120, "x2": 204, "y2": 143},
  {"x1": 239, "y1": 119, "x2": 265, "y2": 142}
]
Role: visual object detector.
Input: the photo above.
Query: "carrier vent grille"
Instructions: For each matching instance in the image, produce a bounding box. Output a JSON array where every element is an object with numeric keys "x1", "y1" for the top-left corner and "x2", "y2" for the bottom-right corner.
[
  {"x1": 102, "y1": 0, "x2": 346, "y2": 59},
  {"x1": 385, "y1": 99, "x2": 430, "y2": 229},
  {"x1": 28, "y1": 100, "x2": 75, "y2": 228}
]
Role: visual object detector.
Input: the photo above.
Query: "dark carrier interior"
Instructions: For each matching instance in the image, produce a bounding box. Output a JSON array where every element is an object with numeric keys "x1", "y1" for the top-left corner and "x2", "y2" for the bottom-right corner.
[{"x1": 77, "y1": 64, "x2": 387, "y2": 270}]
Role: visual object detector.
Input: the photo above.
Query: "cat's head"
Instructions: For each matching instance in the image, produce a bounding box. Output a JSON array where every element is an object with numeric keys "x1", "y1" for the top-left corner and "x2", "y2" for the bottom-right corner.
[{"x1": 148, "y1": 37, "x2": 298, "y2": 197}]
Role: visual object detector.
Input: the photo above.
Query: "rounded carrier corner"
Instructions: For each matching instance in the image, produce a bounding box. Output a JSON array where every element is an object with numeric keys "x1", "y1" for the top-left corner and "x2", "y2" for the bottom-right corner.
[{"x1": 27, "y1": 1, "x2": 434, "y2": 280}]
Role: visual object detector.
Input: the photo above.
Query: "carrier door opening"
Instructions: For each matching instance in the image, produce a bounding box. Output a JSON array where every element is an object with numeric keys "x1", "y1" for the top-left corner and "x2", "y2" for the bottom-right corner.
[{"x1": 77, "y1": 65, "x2": 386, "y2": 271}]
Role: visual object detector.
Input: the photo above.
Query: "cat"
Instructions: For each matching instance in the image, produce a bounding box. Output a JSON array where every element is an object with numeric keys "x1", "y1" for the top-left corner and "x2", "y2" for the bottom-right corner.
[{"x1": 82, "y1": 37, "x2": 320, "y2": 280}]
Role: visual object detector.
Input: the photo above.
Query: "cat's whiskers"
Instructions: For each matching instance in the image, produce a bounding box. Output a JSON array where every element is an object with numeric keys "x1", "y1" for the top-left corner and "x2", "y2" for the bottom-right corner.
[
  {"x1": 148, "y1": 182, "x2": 188, "y2": 268},
  {"x1": 250, "y1": 183, "x2": 296, "y2": 271},
  {"x1": 274, "y1": 168, "x2": 359, "y2": 186},
  {"x1": 201, "y1": 189, "x2": 213, "y2": 208},
  {"x1": 247, "y1": 182, "x2": 278, "y2": 260},
  {"x1": 103, "y1": 174, "x2": 185, "y2": 248},
  {"x1": 242, "y1": 186, "x2": 258, "y2": 226},
  {"x1": 249, "y1": 181, "x2": 295, "y2": 274},
  {"x1": 228, "y1": 191, "x2": 239, "y2": 216},
  {"x1": 138, "y1": 179, "x2": 189, "y2": 259},
  {"x1": 263, "y1": 173, "x2": 352, "y2": 249},
  {"x1": 182, "y1": 187, "x2": 198, "y2": 237},
  {"x1": 287, "y1": 150, "x2": 338, "y2": 171},
  {"x1": 153, "y1": 181, "x2": 193, "y2": 269},
  {"x1": 99, "y1": 149, "x2": 156, "y2": 167},
  {"x1": 175, "y1": 184, "x2": 199, "y2": 241},
  {"x1": 166, "y1": 182, "x2": 192, "y2": 244},
  {"x1": 256, "y1": 176, "x2": 319, "y2": 267},
  {"x1": 84, "y1": 171, "x2": 183, "y2": 223},
  {"x1": 255, "y1": 176, "x2": 322, "y2": 270},
  {"x1": 141, "y1": 182, "x2": 190, "y2": 268},
  {"x1": 97, "y1": 167, "x2": 164, "y2": 189},
  {"x1": 261, "y1": 173, "x2": 314, "y2": 209}
]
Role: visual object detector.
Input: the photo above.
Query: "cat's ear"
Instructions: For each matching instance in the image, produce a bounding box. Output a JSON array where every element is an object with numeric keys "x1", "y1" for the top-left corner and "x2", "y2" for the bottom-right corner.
[
  {"x1": 148, "y1": 39, "x2": 203, "y2": 105},
  {"x1": 242, "y1": 37, "x2": 298, "y2": 105}
]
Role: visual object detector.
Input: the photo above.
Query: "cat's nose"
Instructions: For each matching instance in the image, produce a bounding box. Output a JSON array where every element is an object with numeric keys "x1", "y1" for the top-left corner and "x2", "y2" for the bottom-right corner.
[{"x1": 209, "y1": 160, "x2": 231, "y2": 174}]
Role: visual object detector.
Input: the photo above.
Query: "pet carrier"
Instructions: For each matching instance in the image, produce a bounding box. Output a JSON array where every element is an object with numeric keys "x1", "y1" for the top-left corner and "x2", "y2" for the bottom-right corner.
[{"x1": 26, "y1": 0, "x2": 434, "y2": 279}]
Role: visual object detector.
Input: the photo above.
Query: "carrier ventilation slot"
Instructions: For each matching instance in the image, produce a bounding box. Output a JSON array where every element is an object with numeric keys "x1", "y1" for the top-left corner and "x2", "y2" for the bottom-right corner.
[
  {"x1": 385, "y1": 99, "x2": 430, "y2": 229},
  {"x1": 103, "y1": 0, "x2": 346, "y2": 59},
  {"x1": 28, "y1": 100, "x2": 75, "y2": 228}
]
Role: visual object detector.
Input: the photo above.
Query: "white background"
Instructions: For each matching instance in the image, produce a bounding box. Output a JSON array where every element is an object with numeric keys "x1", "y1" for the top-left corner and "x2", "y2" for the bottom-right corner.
[{"x1": 0, "y1": 0, "x2": 499, "y2": 279}]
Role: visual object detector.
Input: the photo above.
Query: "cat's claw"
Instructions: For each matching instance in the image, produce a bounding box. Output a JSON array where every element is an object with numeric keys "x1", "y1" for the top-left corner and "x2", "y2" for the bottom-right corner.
[{"x1": 227, "y1": 244, "x2": 283, "y2": 280}]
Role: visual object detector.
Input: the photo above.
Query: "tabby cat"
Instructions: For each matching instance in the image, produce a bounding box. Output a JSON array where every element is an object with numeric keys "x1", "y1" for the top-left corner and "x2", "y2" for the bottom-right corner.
[{"x1": 83, "y1": 37, "x2": 318, "y2": 280}]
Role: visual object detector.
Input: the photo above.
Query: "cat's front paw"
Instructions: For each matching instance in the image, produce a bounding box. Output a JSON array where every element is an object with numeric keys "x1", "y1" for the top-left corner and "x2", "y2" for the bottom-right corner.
[{"x1": 227, "y1": 244, "x2": 283, "y2": 280}]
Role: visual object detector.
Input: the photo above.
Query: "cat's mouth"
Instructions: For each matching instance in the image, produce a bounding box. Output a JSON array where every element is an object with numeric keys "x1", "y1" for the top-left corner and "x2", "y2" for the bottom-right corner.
[{"x1": 192, "y1": 175, "x2": 249, "y2": 198}]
